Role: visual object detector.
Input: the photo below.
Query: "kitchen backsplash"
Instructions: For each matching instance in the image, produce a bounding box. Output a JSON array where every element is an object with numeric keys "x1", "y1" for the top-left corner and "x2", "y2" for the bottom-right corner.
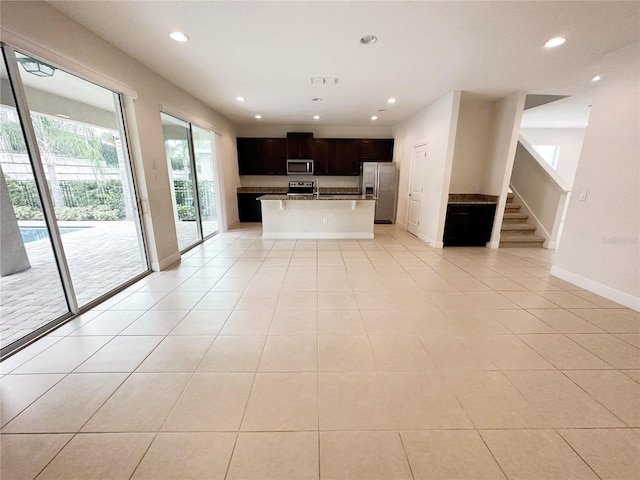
[{"x1": 239, "y1": 175, "x2": 360, "y2": 188}]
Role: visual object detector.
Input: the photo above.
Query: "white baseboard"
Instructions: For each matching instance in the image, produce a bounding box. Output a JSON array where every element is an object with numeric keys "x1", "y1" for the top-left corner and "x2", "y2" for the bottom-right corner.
[
  {"x1": 550, "y1": 266, "x2": 640, "y2": 311},
  {"x1": 262, "y1": 232, "x2": 374, "y2": 240},
  {"x1": 487, "y1": 240, "x2": 500, "y2": 249},
  {"x1": 151, "y1": 251, "x2": 181, "y2": 271},
  {"x1": 417, "y1": 232, "x2": 443, "y2": 248},
  {"x1": 546, "y1": 241, "x2": 558, "y2": 249},
  {"x1": 396, "y1": 220, "x2": 407, "y2": 229}
]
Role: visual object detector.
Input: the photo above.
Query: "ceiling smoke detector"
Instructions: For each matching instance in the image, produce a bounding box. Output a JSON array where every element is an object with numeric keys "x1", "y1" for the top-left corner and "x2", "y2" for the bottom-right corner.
[{"x1": 311, "y1": 77, "x2": 339, "y2": 85}]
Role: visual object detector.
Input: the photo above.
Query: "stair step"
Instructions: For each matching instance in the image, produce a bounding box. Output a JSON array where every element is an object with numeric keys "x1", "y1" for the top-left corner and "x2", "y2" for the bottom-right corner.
[
  {"x1": 502, "y1": 213, "x2": 529, "y2": 223},
  {"x1": 500, "y1": 234, "x2": 545, "y2": 248},
  {"x1": 501, "y1": 223, "x2": 536, "y2": 234},
  {"x1": 504, "y1": 204, "x2": 521, "y2": 212},
  {"x1": 506, "y1": 193, "x2": 514, "y2": 203}
]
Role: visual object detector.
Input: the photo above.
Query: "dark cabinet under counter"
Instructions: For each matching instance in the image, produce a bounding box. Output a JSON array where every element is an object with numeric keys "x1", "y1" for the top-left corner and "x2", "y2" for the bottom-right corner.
[{"x1": 443, "y1": 203, "x2": 497, "y2": 246}]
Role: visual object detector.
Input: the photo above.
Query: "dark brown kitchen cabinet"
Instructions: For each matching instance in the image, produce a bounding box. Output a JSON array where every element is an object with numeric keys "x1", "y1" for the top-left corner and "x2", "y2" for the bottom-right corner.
[
  {"x1": 312, "y1": 139, "x2": 329, "y2": 174},
  {"x1": 237, "y1": 138, "x2": 287, "y2": 175},
  {"x1": 443, "y1": 203, "x2": 497, "y2": 246},
  {"x1": 327, "y1": 139, "x2": 361, "y2": 175},
  {"x1": 286, "y1": 132, "x2": 313, "y2": 159},
  {"x1": 360, "y1": 139, "x2": 394, "y2": 162},
  {"x1": 237, "y1": 193, "x2": 263, "y2": 222}
]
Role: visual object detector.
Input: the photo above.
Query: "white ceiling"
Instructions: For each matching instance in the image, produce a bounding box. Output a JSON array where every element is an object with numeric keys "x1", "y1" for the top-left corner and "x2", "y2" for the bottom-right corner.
[{"x1": 47, "y1": 1, "x2": 639, "y2": 127}]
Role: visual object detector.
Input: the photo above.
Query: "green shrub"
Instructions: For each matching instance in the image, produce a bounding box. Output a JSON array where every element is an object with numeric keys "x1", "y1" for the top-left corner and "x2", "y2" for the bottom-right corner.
[
  {"x1": 58, "y1": 206, "x2": 93, "y2": 221},
  {"x1": 91, "y1": 205, "x2": 119, "y2": 221},
  {"x1": 56, "y1": 205, "x2": 120, "y2": 221},
  {"x1": 177, "y1": 204, "x2": 196, "y2": 221},
  {"x1": 13, "y1": 206, "x2": 43, "y2": 220}
]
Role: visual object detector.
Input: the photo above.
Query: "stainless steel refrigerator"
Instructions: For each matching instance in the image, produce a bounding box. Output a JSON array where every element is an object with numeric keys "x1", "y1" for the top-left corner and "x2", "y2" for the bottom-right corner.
[{"x1": 360, "y1": 162, "x2": 398, "y2": 223}]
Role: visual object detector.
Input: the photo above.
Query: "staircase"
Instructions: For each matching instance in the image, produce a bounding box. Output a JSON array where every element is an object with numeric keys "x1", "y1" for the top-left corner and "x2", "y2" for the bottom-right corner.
[{"x1": 500, "y1": 193, "x2": 545, "y2": 248}]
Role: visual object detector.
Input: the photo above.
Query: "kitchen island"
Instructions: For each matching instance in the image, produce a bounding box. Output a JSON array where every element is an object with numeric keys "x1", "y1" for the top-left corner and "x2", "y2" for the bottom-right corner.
[{"x1": 258, "y1": 194, "x2": 377, "y2": 239}]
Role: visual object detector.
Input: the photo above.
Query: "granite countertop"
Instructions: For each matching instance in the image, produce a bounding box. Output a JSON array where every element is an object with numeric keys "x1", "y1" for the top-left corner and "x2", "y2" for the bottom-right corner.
[
  {"x1": 258, "y1": 194, "x2": 376, "y2": 201},
  {"x1": 448, "y1": 194, "x2": 499, "y2": 204},
  {"x1": 237, "y1": 187, "x2": 288, "y2": 193}
]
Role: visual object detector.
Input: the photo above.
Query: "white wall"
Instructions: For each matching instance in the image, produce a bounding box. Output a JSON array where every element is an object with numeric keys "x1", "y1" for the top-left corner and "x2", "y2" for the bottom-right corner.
[
  {"x1": 1, "y1": 1, "x2": 240, "y2": 270},
  {"x1": 511, "y1": 142, "x2": 569, "y2": 248},
  {"x1": 449, "y1": 93, "x2": 494, "y2": 193},
  {"x1": 552, "y1": 42, "x2": 640, "y2": 310},
  {"x1": 482, "y1": 92, "x2": 527, "y2": 246},
  {"x1": 392, "y1": 91, "x2": 461, "y2": 246},
  {"x1": 520, "y1": 128, "x2": 586, "y2": 186}
]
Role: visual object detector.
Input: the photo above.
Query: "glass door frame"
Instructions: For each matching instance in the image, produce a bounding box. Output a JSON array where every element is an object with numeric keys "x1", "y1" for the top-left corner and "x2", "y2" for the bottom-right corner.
[
  {"x1": 161, "y1": 111, "x2": 219, "y2": 253},
  {"x1": 1, "y1": 43, "x2": 151, "y2": 359}
]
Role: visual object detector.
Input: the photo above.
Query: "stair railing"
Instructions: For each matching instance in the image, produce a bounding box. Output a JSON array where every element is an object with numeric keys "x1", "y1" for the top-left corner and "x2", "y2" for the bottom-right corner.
[{"x1": 509, "y1": 135, "x2": 571, "y2": 248}]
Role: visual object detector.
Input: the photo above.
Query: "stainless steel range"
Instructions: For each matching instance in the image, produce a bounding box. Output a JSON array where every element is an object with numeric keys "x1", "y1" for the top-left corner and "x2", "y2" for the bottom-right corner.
[{"x1": 287, "y1": 181, "x2": 314, "y2": 196}]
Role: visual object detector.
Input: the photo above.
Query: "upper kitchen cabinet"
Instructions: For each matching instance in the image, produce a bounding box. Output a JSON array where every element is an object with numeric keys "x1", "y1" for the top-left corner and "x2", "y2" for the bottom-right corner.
[
  {"x1": 328, "y1": 139, "x2": 361, "y2": 175},
  {"x1": 237, "y1": 137, "x2": 287, "y2": 175},
  {"x1": 286, "y1": 132, "x2": 313, "y2": 159},
  {"x1": 313, "y1": 139, "x2": 329, "y2": 175},
  {"x1": 360, "y1": 139, "x2": 394, "y2": 162}
]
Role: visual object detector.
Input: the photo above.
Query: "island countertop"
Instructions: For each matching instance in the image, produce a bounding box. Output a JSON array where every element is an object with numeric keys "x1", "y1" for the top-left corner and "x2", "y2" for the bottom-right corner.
[{"x1": 258, "y1": 194, "x2": 376, "y2": 201}]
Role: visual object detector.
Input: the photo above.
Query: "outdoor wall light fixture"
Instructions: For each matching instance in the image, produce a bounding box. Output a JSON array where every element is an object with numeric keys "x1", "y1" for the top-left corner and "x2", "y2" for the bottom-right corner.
[{"x1": 16, "y1": 57, "x2": 56, "y2": 77}]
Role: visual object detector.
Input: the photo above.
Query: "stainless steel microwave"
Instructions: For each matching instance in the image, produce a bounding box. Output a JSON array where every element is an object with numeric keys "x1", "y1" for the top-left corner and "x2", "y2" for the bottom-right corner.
[{"x1": 286, "y1": 159, "x2": 314, "y2": 175}]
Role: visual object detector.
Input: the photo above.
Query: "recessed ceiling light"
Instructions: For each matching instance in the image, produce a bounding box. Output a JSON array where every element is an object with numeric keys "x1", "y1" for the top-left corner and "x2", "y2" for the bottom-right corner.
[
  {"x1": 169, "y1": 31, "x2": 189, "y2": 42},
  {"x1": 236, "y1": 96, "x2": 246, "y2": 102},
  {"x1": 371, "y1": 116, "x2": 378, "y2": 121},
  {"x1": 360, "y1": 35, "x2": 378, "y2": 45},
  {"x1": 254, "y1": 115, "x2": 262, "y2": 120},
  {"x1": 313, "y1": 115, "x2": 320, "y2": 120},
  {"x1": 544, "y1": 36, "x2": 566, "y2": 48},
  {"x1": 387, "y1": 98, "x2": 396, "y2": 104},
  {"x1": 377, "y1": 109, "x2": 387, "y2": 112},
  {"x1": 312, "y1": 98, "x2": 323, "y2": 102},
  {"x1": 591, "y1": 75, "x2": 601, "y2": 82}
]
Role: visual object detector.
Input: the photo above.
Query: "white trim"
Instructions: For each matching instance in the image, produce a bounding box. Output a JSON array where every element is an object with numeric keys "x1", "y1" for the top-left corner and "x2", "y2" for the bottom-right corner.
[
  {"x1": 261, "y1": 232, "x2": 374, "y2": 240},
  {"x1": 160, "y1": 104, "x2": 222, "y2": 135},
  {"x1": 487, "y1": 240, "x2": 500, "y2": 249},
  {"x1": 1, "y1": 29, "x2": 137, "y2": 98},
  {"x1": 417, "y1": 232, "x2": 443, "y2": 248},
  {"x1": 151, "y1": 251, "x2": 182, "y2": 271},
  {"x1": 396, "y1": 219, "x2": 407, "y2": 229},
  {"x1": 550, "y1": 266, "x2": 640, "y2": 311}
]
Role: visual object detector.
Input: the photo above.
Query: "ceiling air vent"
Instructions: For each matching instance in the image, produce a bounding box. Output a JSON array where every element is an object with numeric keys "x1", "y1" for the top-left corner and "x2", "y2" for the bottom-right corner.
[{"x1": 311, "y1": 77, "x2": 339, "y2": 85}]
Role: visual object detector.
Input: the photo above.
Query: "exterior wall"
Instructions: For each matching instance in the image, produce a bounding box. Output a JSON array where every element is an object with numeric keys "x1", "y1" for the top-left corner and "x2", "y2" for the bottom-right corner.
[
  {"x1": 1, "y1": 1, "x2": 240, "y2": 270},
  {"x1": 552, "y1": 41, "x2": 640, "y2": 309}
]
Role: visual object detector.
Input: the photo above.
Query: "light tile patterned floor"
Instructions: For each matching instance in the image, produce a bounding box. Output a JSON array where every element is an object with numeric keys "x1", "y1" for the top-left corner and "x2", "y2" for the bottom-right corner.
[
  {"x1": 1, "y1": 223, "x2": 639, "y2": 480},
  {"x1": 1, "y1": 220, "x2": 217, "y2": 348}
]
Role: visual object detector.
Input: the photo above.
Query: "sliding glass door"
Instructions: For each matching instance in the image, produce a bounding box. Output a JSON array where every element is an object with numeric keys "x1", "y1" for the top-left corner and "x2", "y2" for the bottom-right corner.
[
  {"x1": 161, "y1": 113, "x2": 219, "y2": 251},
  {"x1": 192, "y1": 125, "x2": 219, "y2": 238},
  {"x1": 0, "y1": 47, "x2": 148, "y2": 357}
]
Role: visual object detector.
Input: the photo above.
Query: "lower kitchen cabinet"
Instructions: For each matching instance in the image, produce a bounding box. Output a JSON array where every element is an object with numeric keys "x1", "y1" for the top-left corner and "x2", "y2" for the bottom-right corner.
[
  {"x1": 443, "y1": 203, "x2": 497, "y2": 246},
  {"x1": 237, "y1": 193, "x2": 263, "y2": 222}
]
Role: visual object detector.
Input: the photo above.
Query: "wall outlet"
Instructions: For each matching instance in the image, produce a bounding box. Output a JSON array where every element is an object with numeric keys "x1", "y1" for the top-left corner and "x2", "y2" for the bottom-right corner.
[
  {"x1": 323, "y1": 217, "x2": 328, "y2": 224},
  {"x1": 578, "y1": 190, "x2": 588, "y2": 201},
  {"x1": 470, "y1": 183, "x2": 480, "y2": 193}
]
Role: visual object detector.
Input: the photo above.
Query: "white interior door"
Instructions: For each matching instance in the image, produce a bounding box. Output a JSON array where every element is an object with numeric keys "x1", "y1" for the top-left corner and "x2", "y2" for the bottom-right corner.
[{"x1": 407, "y1": 144, "x2": 427, "y2": 236}]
